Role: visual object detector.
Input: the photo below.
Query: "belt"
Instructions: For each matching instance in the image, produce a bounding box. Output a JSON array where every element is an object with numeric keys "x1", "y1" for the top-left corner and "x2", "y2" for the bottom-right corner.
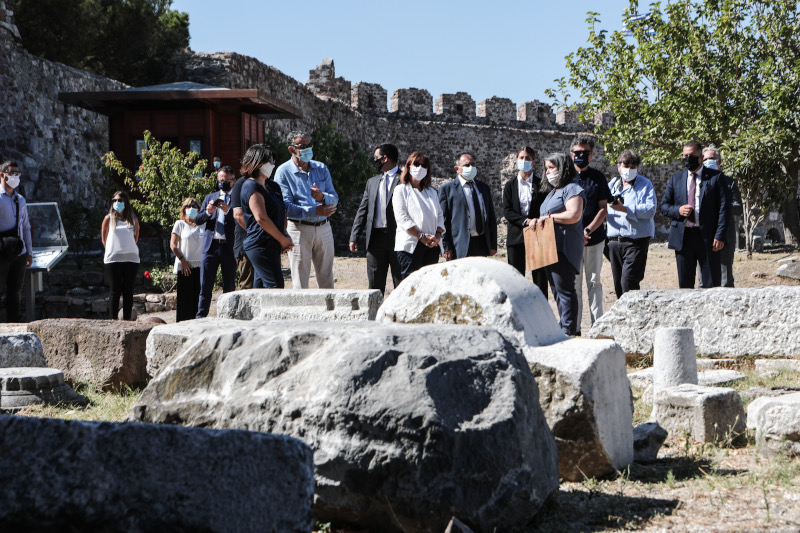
[
  {"x1": 609, "y1": 236, "x2": 650, "y2": 243},
  {"x1": 213, "y1": 237, "x2": 227, "y2": 242},
  {"x1": 290, "y1": 219, "x2": 328, "y2": 227}
]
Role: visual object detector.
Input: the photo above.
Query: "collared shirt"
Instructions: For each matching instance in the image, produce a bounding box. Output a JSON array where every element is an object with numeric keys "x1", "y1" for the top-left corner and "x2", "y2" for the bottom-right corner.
[
  {"x1": 275, "y1": 158, "x2": 339, "y2": 223},
  {"x1": 0, "y1": 190, "x2": 32, "y2": 256},
  {"x1": 517, "y1": 172, "x2": 533, "y2": 217},
  {"x1": 374, "y1": 166, "x2": 398, "y2": 228},
  {"x1": 457, "y1": 175, "x2": 486, "y2": 236},
  {"x1": 392, "y1": 183, "x2": 444, "y2": 253},
  {"x1": 686, "y1": 167, "x2": 703, "y2": 225},
  {"x1": 607, "y1": 174, "x2": 657, "y2": 239}
]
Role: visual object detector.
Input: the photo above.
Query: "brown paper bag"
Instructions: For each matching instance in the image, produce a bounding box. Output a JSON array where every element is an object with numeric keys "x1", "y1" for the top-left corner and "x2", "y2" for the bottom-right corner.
[{"x1": 523, "y1": 220, "x2": 558, "y2": 271}]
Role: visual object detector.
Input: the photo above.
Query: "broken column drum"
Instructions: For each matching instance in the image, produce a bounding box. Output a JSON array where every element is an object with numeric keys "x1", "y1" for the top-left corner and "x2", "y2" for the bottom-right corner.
[{"x1": 653, "y1": 327, "x2": 698, "y2": 394}]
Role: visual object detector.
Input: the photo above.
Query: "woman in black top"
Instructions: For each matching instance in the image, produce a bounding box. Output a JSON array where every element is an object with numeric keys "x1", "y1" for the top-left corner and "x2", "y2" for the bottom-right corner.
[
  {"x1": 502, "y1": 145, "x2": 548, "y2": 298},
  {"x1": 240, "y1": 145, "x2": 294, "y2": 288}
]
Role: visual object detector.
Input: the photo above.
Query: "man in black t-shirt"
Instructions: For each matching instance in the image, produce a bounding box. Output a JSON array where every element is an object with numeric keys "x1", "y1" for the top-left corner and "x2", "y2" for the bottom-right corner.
[
  {"x1": 230, "y1": 175, "x2": 254, "y2": 290},
  {"x1": 570, "y1": 136, "x2": 613, "y2": 334}
]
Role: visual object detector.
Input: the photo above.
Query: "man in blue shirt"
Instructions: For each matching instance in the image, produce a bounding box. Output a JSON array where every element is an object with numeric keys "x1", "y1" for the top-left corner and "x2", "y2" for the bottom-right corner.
[
  {"x1": 607, "y1": 150, "x2": 656, "y2": 298},
  {"x1": 0, "y1": 161, "x2": 32, "y2": 322},
  {"x1": 275, "y1": 131, "x2": 338, "y2": 288}
]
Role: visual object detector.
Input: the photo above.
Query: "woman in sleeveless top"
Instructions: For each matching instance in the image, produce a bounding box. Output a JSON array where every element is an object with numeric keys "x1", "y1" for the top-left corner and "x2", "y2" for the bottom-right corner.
[
  {"x1": 170, "y1": 198, "x2": 204, "y2": 321},
  {"x1": 101, "y1": 191, "x2": 140, "y2": 320}
]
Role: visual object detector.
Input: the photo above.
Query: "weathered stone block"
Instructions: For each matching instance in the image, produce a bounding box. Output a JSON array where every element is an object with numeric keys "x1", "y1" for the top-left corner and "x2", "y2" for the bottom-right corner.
[
  {"x1": 747, "y1": 392, "x2": 800, "y2": 456},
  {"x1": 391, "y1": 88, "x2": 432, "y2": 116},
  {"x1": 131, "y1": 321, "x2": 559, "y2": 532},
  {"x1": 653, "y1": 384, "x2": 746, "y2": 443},
  {"x1": 0, "y1": 414, "x2": 314, "y2": 532},
  {"x1": 27, "y1": 319, "x2": 156, "y2": 389},
  {"x1": 755, "y1": 359, "x2": 800, "y2": 374},
  {"x1": 589, "y1": 288, "x2": 800, "y2": 359},
  {"x1": 653, "y1": 327, "x2": 697, "y2": 394},
  {"x1": 217, "y1": 289, "x2": 383, "y2": 322},
  {"x1": 477, "y1": 96, "x2": 516, "y2": 123},
  {"x1": 633, "y1": 422, "x2": 668, "y2": 464},
  {"x1": 351, "y1": 81, "x2": 387, "y2": 113},
  {"x1": 435, "y1": 92, "x2": 476, "y2": 119},
  {"x1": 777, "y1": 262, "x2": 800, "y2": 280},
  {"x1": 0, "y1": 332, "x2": 46, "y2": 367},
  {"x1": 0, "y1": 367, "x2": 87, "y2": 409}
]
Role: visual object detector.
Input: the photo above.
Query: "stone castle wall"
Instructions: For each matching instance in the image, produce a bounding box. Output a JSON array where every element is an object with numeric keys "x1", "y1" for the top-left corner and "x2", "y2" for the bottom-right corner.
[{"x1": 0, "y1": 1, "x2": 125, "y2": 207}]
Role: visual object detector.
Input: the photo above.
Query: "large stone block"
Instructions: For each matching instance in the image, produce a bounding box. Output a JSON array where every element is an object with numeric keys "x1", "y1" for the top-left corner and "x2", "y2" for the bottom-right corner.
[
  {"x1": 653, "y1": 384, "x2": 746, "y2": 443},
  {"x1": 523, "y1": 339, "x2": 633, "y2": 480},
  {"x1": 589, "y1": 288, "x2": 800, "y2": 359},
  {"x1": 377, "y1": 257, "x2": 565, "y2": 347},
  {"x1": 0, "y1": 332, "x2": 46, "y2": 367},
  {"x1": 755, "y1": 359, "x2": 800, "y2": 374},
  {"x1": 0, "y1": 414, "x2": 314, "y2": 532},
  {"x1": 130, "y1": 321, "x2": 560, "y2": 533},
  {"x1": 217, "y1": 289, "x2": 383, "y2": 321},
  {"x1": 747, "y1": 392, "x2": 800, "y2": 456},
  {"x1": 27, "y1": 319, "x2": 156, "y2": 389}
]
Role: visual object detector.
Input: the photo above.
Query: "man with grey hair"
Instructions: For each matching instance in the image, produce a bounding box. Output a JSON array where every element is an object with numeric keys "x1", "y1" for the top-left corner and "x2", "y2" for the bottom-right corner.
[
  {"x1": 275, "y1": 130, "x2": 338, "y2": 288},
  {"x1": 699, "y1": 145, "x2": 742, "y2": 287}
]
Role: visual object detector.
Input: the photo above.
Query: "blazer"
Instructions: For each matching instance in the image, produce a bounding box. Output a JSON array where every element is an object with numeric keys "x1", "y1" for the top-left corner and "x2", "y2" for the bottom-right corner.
[
  {"x1": 195, "y1": 190, "x2": 236, "y2": 255},
  {"x1": 349, "y1": 171, "x2": 400, "y2": 250},
  {"x1": 503, "y1": 174, "x2": 544, "y2": 247},
  {"x1": 660, "y1": 167, "x2": 729, "y2": 251},
  {"x1": 439, "y1": 177, "x2": 497, "y2": 258}
]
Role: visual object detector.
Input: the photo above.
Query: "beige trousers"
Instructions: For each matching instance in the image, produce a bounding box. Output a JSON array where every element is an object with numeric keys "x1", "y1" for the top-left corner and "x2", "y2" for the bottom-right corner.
[{"x1": 286, "y1": 220, "x2": 335, "y2": 288}]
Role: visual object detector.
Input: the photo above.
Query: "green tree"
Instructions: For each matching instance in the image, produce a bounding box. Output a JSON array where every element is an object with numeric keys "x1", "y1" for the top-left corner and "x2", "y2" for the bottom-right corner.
[
  {"x1": 548, "y1": 0, "x2": 800, "y2": 253},
  {"x1": 11, "y1": 0, "x2": 189, "y2": 86},
  {"x1": 101, "y1": 130, "x2": 216, "y2": 262}
]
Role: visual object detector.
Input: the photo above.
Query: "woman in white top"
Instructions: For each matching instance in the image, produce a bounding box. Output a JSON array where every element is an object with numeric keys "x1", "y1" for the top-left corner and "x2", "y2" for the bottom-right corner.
[
  {"x1": 101, "y1": 191, "x2": 140, "y2": 320},
  {"x1": 170, "y1": 197, "x2": 204, "y2": 321},
  {"x1": 392, "y1": 151, "x2": 445, "y2": 280}
]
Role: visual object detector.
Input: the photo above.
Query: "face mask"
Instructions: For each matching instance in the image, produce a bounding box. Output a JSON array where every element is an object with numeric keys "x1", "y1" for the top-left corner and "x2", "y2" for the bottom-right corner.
[
  {"x1": 186, "y1": 207, "x2": 198, "y2": 219},
  {"x1": 620, "y1": 167, "x2": 637, "y2": 181},
  {"x1": 410, "y1": 165, "x2": 427, "y2": 180},
  {"x1": 218, "y1": 181, "x2": 232, "y2": 192},
  {"x1": 297, "y1": 147, "x2": 313, "y2": 163},
  {"x1": 460, "y1": 165, "x2": 477, "y2": 181},
  {"x1": 517, "y1": 160, "x2": 533, "y2": 173},
  {"x1": 683, "y1": 154, "x2": 700, "y2": 170},
  {"x1": 372, "y1": 157, "x2": 385, "y2": 172},
  {"x1": 213, "y1": 161, "x2": 221, "y2": 169},
  {"x1": 573, "y1": 154, "x2": 589, "y2": 167},
  {"x1": 703, "y1": 159, "x2": 719, "y2": 170},
  {"x1": 5, "y1": 175, "x2": 20, "y2": 189},
  {"x1": 113, "y1": 201, "x2": 125, "y2": 213},
  {"x1": 546, "y1": 172, "x2": 560, "y2": 186},
  {"x1": 260, "y1": 162, "x2": 275, "y2": 178}
]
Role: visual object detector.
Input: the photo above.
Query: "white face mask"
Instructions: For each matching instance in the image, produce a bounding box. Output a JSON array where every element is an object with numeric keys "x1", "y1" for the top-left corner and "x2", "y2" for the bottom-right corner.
[
  {"x1": 620, "y1": 167, "x2": 638, "y2": 182},
  {"x1": 5, "y1": 175, "x2": 20, "y2": 189},
  {"x1": 460, "y1": 165, "x2": 477, "y2": 181},
  {"x1": 546, "y1": 172, "x2": 560, "y2": 186},
  {"x1": 410, "y1": 165, "x2": 427, "y2": 180},
  {"x1": 260, "y1": 162, "x2": 275, "y2": 178}
]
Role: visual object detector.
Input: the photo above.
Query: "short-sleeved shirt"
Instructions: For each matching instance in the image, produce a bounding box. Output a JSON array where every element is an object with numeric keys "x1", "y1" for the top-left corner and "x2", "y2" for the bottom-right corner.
[
  {"x1": 540, "y1": 182, "x2": 585, "y2": 273},
  {"x1": 241, "y1": 178, "x2": 286, "y2": 251},
  {"x1": 575, "y1": 167, "x2": 613, "y2": 246},
  {"x1": 230, "y1": 177, "x2": 246, "y2": 258},
  {"x1": 171, "y1": 220, "x2": 204, "y2": 273}
]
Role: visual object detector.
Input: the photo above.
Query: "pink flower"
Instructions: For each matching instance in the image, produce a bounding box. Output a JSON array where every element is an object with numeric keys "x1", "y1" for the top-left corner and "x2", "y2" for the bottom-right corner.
[{"x1": 144, "y1": 271, "x2": 152, "y2": 280}]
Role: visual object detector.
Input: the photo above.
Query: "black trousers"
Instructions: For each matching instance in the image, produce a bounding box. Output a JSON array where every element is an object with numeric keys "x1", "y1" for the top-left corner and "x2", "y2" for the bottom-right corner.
[
  {"x1": 546, "y1": 253, "x2": 579, "y2": 336},
  {"x1": 676, "y1": 228, "x2": 720, "y2": 288},
  {"x1": 105, "y1": 261, "x2": 138, "y2": 320},
  {"x1": 608, "y1": 237, "x2": 650, "y2": 298},
  {"x1": 0, "y1": 253, "x2": 26, "y2": 323},
  {"x1": 197, "y1": 240, "x2": 236, "y2": 318},
  {"x1": 467, "y1": 235, "x2": 490, "y2": 257},
  {"x1": 175, "y1": 266, "x2": 201, "y2": 322},
  {"x1": 246, "y1": 241, "x2": 284, "y2": 289},
  {"x1": 366, "y1": 228, "x2": 402, "y2": 294},
  {"x1": 396, "y1": 245, "x2": 440, "y2": 280},
  {"x1": 507, "y1": 243, "x2": 549, "y2": 299}
]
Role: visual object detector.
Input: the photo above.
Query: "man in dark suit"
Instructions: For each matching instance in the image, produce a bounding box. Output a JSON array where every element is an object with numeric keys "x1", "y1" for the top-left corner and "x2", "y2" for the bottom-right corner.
[
  {"x1": 349, "y1": 143, "x2": 402, "y2": 294},
  {"x1": 439, "y1": 152, "x2": 497, "y2": 260},
  {"x1": 194, "y1": 165, "x2": 237, "y2": 317},
  {"x1": 661, "y1": 141, "x2": 729, "y2": 288}
]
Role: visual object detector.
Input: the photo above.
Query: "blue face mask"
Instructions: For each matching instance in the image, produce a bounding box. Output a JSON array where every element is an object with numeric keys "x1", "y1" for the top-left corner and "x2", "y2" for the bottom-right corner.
[
  {"x1": 703, "y1": 159, "x2": 719, "y2": 170},
  {"x1": 213, "y1": 161, "x2": 221, "y2": 169},
  {"x1": 112, "y1": 201, "x2": 125, "y2": 213},
  {"x1": 298, "y1": 147, "x2": 313, "y2": 163},
  {"x1": 186, "y1": 207, "x2": 198, "y2": 219},
  {"x1": 517, "y1": 160, "x2": 533, "y2": 173}
]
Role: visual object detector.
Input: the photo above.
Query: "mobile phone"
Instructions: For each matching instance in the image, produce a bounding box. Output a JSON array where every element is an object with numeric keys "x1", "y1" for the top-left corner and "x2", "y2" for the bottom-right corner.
[{"x1": 213, "y1": 199, "x2": 224, "y2": 207}]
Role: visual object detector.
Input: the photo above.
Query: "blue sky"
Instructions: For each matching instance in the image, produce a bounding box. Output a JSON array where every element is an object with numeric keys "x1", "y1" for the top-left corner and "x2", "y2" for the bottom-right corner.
[{"x1": 171, "y1": 0, "x2": 636, "y2": 109}]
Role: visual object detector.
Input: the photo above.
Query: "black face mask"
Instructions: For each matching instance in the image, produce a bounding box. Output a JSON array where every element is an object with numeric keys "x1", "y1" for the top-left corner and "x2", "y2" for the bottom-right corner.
[
  {"x1": 218, "y1": 181, "x2": 232, "y2": 192},
  {"x1": 573, "y1": 154, "x2": 589, "y2": 168},
  {"x1": 683, "y1": 154, "x2": 700, "y2": 170},
  {"x1": 372, "y1": 157, "x2": 385, "y2": 172}
]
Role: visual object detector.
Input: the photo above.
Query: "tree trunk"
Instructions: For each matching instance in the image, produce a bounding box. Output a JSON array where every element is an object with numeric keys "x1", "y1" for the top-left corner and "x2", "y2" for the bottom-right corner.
[{"x1": 782, "y1": 165, "x2": 800, "y2": 249}]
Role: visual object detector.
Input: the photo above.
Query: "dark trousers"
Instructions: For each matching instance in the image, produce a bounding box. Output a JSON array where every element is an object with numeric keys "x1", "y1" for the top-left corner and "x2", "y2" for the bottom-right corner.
[
  {"x1": 105, "y1": 261, "x2": 138, "y2": 320},
  {"x1": 367, "y1": 228, "x2": 402, "y2": 294},
  {"x1": 609, "y1": 237, "x2": 650, "y2": 298},
  {"x1": 467, "y1": 235, "x2": 490, "y2": 257},
  {"x1": 397, "y1": 245, "x2": 440, "y2": 280},
  {"x1": 237, "y1": 253, "x2": 254, "y2": 290},
  {"x1": 676, "y1": 229, "x2": 720, "y2": 288},
  {"x1": 245, "y1": 242, "x2": 284, "y2": 289},
  {"x1": 0, "y1": 254, "x2": 26, "y2": 323},
  {"x1": 197, "y1": 240, "x2": 236, "y2": 318},
  {"x1": 176, "y1": 266, "x2": 201, "y2": 322},
  {"x1": 507, "y1": 243, "x2": 549, "y2": 299},
  {"x1": 546, "y1": 253, "x2": 579, "y2": 335}
]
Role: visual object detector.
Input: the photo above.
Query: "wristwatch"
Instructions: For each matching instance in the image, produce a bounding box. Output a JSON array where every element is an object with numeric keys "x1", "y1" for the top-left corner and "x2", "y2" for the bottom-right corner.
[{"x1": 418, "y1": 232, "x2": 426, "y2": 241}]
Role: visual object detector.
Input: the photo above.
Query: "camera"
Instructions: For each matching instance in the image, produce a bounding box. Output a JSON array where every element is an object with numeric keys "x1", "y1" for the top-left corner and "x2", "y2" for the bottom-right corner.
[
  {"x1": 613, "y1": 194, "x2": 624, "y2": 205},
  {"x1": 213, "y1": 199, "x2": 224, "y2": 207}
]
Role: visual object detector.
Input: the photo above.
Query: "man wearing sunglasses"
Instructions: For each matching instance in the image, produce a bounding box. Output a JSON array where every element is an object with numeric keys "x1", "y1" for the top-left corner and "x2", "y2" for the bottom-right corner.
[{"x1": 0, "y1": 161, "x2": 32, "y2": 323}]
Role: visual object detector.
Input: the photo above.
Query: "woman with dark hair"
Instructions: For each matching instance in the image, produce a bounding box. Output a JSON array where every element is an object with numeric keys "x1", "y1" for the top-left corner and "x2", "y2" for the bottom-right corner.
[
  {"x1": 101, "y1": 191, "x2": 140, "y2": 320},
  {"x1": 392, "y1": 151, "x2": 445, "y2": 279},
  {"x1": 240, "y1": 144, "x2": 293, "y2": 288},
  {"x1": 529, "y1": 152, "x2": 585, "y2": 335},
  {"x1": 170, "y1": 197, "x2": 203, "y2": 321},
  {"x1": 503, "y1": 145, "x2": 548, "y2": 297}
]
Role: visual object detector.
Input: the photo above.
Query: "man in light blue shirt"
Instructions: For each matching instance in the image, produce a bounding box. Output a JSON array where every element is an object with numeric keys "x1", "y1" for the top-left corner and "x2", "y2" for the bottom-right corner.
[
  {"x1": 0, "y1": 161, "x2": 32, "y2": 322},
  {"x1": 606, "y1": 150, "x2": 656, "y2": 298},
  {"x1": 275, "y1": 131, "x2": 338, "y2": 288}
]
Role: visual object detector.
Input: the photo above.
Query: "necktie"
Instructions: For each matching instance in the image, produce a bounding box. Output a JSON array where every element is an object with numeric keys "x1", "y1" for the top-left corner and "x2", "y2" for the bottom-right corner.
[
  {"x1": 385, "y1": 173, "x2": 392, "y2": 201},
  {"x1": 687, "y1": 173, "x2": 696, "y2": 227},
  {"x1": 468, "y1": 182, "x2": 484, "y2": 235}
]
